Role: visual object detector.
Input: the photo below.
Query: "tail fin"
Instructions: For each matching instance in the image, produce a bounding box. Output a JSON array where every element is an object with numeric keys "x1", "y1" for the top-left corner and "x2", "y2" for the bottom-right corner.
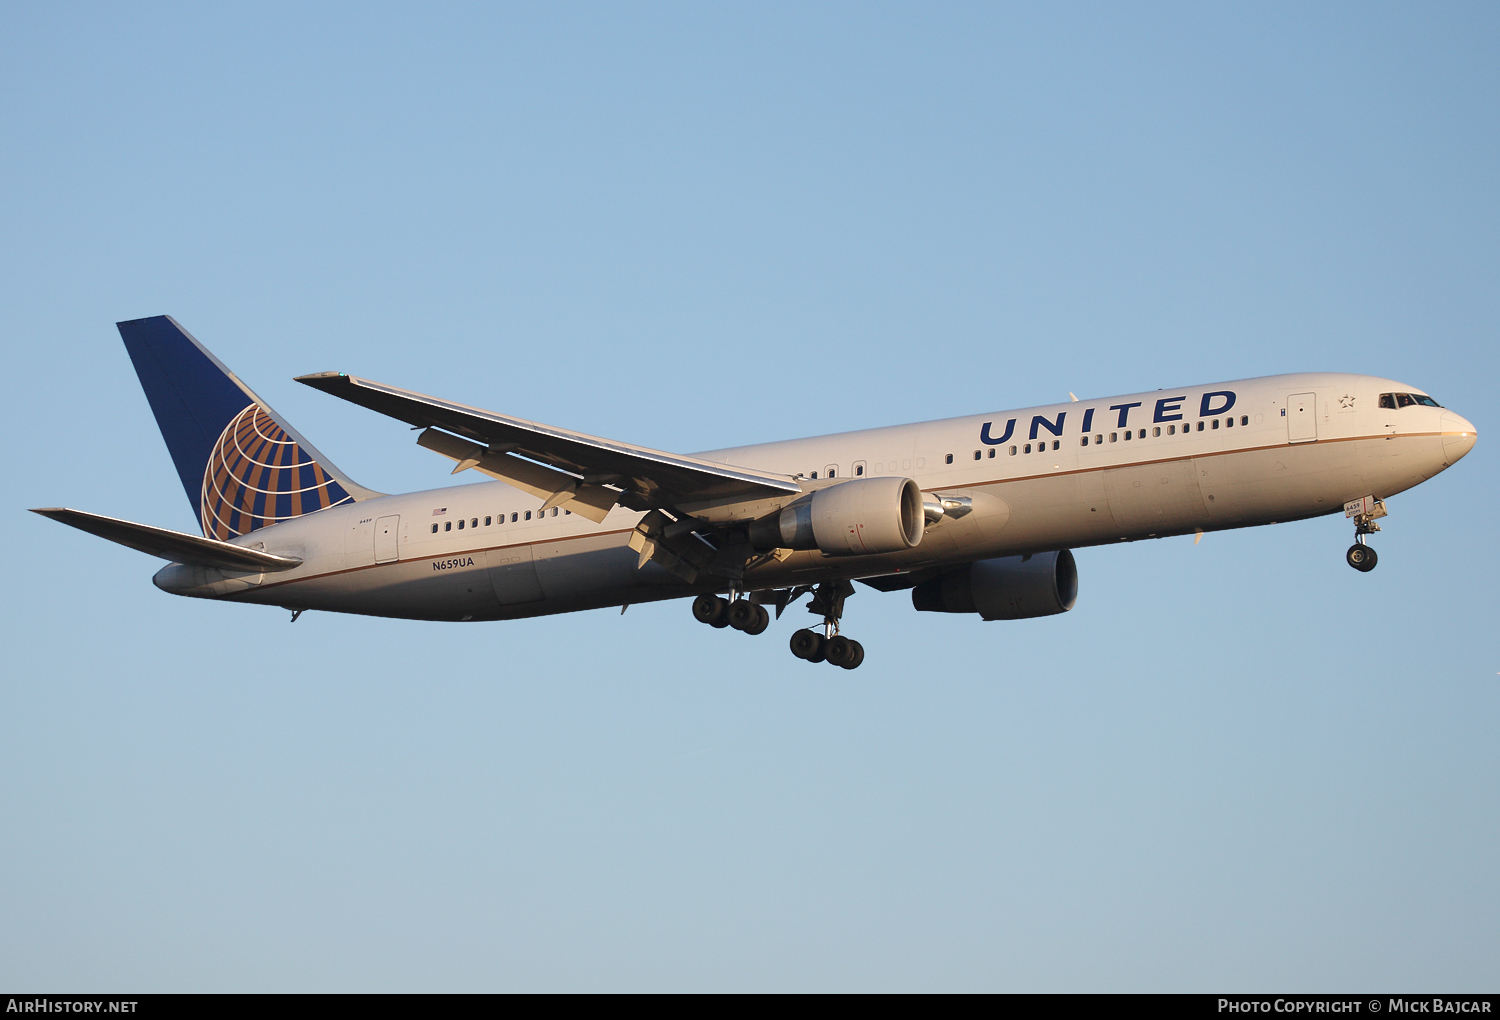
[{"x1": 118, "y1": 315, "x2": 379, "y2": 540}]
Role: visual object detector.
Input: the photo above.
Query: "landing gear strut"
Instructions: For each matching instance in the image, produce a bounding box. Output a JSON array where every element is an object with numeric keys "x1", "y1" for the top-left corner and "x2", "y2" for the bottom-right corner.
[
  {"x1": 1345, "y1": 495, "x2": 1386, "y2": 572},
  {"x1": 789, "y1": 580, "x2": 865, "y2": 670}
]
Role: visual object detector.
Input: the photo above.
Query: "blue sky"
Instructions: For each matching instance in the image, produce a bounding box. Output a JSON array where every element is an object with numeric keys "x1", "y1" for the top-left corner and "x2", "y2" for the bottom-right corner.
[{"x1": 2, "y1": 2, "x2": 1496, "y2": 991}]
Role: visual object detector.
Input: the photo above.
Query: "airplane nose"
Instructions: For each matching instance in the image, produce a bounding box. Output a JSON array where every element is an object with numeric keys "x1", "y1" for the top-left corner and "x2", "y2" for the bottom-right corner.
[{"x1": 1441, "y1": 412, "x2": 1477, "y2": 466}]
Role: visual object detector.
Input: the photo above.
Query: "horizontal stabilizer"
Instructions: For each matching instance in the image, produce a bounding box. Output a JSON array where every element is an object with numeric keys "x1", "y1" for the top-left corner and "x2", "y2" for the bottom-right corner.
[{"x1": 31, "y1": 508, "x2": 304, "y2": 572}]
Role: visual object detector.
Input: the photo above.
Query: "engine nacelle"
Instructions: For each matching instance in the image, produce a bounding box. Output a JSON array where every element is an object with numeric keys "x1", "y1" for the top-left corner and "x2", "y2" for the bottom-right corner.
[
  {"x1": 749, "y1": 476, "x2": 925, "y2": 556},
  {"x1": 911, "y1": 550, "x2": 1078, "y2": 620}
]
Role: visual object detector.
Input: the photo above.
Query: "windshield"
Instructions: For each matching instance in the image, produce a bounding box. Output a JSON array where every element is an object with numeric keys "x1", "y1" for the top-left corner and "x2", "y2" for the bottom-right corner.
[{"x1": 1380, "y1": 392, "x2": 1443, "y2": 409}]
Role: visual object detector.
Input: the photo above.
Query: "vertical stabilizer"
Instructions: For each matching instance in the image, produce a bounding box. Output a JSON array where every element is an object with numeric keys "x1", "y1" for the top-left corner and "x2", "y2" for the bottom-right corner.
[{"x1": 118, "y1": 315, "x2": 379, "y2": 540}]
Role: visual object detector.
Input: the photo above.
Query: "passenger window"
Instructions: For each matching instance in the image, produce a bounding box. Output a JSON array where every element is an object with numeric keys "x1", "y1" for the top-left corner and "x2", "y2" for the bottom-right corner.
[
  {"x1": 810, "y1": 471, "x2": 817, "y2": 479},
  {"x1": 1197, "y1": 421, "x2": 1205, "y2": 431},
  {"x1": 1080, "y1": 436, "x2": 1089, "y2": 447},
  {"x1": 484, "y1": 516, "x2": 491, "y2": 526},
  {"x1": 1379, "y1": 393, "x2": 1396, "y2": 409},
  {"x1": 1009, "y1": 446, "x2": 1017, "y2": 455},
  {"x1": 1168, "y1": 425, "x2": 1175, "y2": 434},
  {"x1": 1110, "y1": 433, "x2": 1117, "y2": 442},
  {"x1": 1153, "y1": 427, "x2": 1161, "y2": 437},
  {"x1": 988, "y1": 448, "x2": 995, "y2": 458},
  {"x1": 1212, "y1": 419, "x2": 1219, "y2": 429},
  {"x1": 1225, "y1": 417, "x2": 1233, "y2": 428},
  {"x1": 472, "y1": 518, "x2": 478, "y2": 527},
  {"x1": 565, "y1": 509, "x2": 571, "y2": 515},
  {"x1": 511, "y1": 513, "x2": 518, "y2": 522},
  {"x1": 525, "y1": 511, "x2": 532, "y2": 521},
  {"x1": 1095, "y1": 435, "x2": 1102, "y2": 444},
  {"x1": 431, "y1": 523, "x2": 438, "y2": 534},
  {"x1": 458, "y1": 519, "x2": 464, "y2": 530},
  {"x1": 444, "y1": 521, "x2": 452, "y2": 532},
  {"x1": 1123, "y1": 431, "x2": 1131, "y2": 441},
  {"x1": 1138, "y1": 429, "x2": 1145, "y2": 439},
  {"x1": 1024, "y1": 443, "x2": 1032, "y2": 453},
  {"x1": 1396, "y1": 393, "x2": 1415, "y2": 408},
  {"x1": 826, "y1": 467, "x2": 837, "y2": 478},
  {"x1": 854, "y1": 461, "x2": 866, "y2": 476},
  {"x1": 1052, "y1": 440, "x2": 1060, "y2": 450},
  {"x1": 552, "y1": 508, "x2": 559, "y2": 516},
  {"x1": 973, "y1": 450, "x2": 981, "y2": 460},
  {"x1": 946, "y1": 454, "x2": 953, "y2": 464},
  {"x1": 1240, "y1": 415, "x2": 1249, "y2": 425}
]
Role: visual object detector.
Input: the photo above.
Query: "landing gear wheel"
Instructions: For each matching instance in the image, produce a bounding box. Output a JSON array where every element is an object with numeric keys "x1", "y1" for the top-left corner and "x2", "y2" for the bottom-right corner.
[
  {"x1": 845, "y1": 640, "x2": 865, "y2": 669},
  {"x1": 692, "y1": 593, "x2": 729, "y2": 626},
  {"x1": 743, "y1": 603, "x2": 770, "y2": 635},
  {"x1": 825, "y1": 635, "x2": 863, "y2": 669},
  {"x1": 727, "y1": 600, "x2": 764, "y2": 633},
  {"x1": 790, "y1": 628, "x2": 825, "y2": 662},
  {"x1": 1346, "y1": 544, "x2": 1378, "y2": 572}
]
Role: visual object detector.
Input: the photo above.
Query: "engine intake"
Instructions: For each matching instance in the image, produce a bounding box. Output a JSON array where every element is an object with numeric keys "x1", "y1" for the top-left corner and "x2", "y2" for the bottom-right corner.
[
  {"x1": 749, "y1": 476, "x2": 925, "y2": 556},
  {"x1": 912, "y1": 550, "x2": 1078, "y2": 620}
]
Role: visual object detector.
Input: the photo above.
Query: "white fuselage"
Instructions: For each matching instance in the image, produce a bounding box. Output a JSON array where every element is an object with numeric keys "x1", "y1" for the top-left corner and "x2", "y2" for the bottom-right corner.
[{"x1": 153, "y1": 372, "x2": 1477, "y2": 621}]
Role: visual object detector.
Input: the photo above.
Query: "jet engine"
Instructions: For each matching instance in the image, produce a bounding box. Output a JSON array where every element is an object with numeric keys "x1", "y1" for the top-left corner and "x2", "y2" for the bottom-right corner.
[
  {"x1": 749, "y1": 476, "x2": 925, "y2": 556},
  {"x1": 911, "y1": 550, "x2": 1078, "y2": 620}
]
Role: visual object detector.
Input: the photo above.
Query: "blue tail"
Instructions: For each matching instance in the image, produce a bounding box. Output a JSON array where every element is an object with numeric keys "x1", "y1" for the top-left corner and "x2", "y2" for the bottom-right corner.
[{"x1": 118, "y1": 315, "x2": 375, "y2": 540}]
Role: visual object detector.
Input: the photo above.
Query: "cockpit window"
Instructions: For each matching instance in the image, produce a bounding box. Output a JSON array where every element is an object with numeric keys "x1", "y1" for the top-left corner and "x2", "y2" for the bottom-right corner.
[{"x1": 1381, "y1": 392, "x2": 1445, "y2": 409}]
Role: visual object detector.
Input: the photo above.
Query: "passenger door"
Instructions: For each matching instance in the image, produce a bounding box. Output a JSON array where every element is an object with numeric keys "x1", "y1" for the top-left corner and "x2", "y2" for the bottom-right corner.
[
  {"x1": 1287, "y1": 392, "x2": 1318, "y2": 444},
  {"x1": 374, "y1": 515, "x2": 401, "y2": 564}
]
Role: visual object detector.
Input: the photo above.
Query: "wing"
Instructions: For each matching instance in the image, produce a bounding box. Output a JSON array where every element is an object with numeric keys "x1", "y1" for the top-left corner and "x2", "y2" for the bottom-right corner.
[
  {"x1": 295, "y1": 372, "x2": 800, "y2": 521},
  {"x1": 32, "y1": 508, "x2": 304, "y2": 572}
]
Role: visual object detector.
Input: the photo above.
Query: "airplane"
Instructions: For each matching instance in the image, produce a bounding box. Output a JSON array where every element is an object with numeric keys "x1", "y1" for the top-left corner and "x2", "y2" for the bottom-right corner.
[{"x1": 33, "y1": 315, "x2": 1477, "y2": 669}]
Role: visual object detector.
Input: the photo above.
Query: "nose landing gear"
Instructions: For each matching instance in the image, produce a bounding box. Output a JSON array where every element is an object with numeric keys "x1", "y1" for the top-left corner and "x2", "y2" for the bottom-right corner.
[
  {"x1": 1344, "y1": 495, "x2": 1387, "y2": 572},
  {"x1": 1346, "y1": 543, "x2": 1378, "y2": 572}
]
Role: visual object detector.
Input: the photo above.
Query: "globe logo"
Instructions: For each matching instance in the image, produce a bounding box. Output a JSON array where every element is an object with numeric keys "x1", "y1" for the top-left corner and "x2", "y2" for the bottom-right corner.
[{"x1": 201, "y1": 403, "x2": 352, "y2": 540}]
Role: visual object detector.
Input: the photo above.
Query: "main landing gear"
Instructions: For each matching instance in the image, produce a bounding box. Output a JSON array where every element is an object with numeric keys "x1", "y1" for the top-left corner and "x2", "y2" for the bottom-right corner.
[
  {"x1": 1345, "y1": 495, "x2": 1387, "y2": 573},
  {"x1": 691, "y1": 591, "x2": 770, "y2": 635},
  {"x1": 689, "y1": 580, "x2": 867, "y2": 669},
  {"x1": 789, "y1": 580, "x2": 865, "y2": 670}
]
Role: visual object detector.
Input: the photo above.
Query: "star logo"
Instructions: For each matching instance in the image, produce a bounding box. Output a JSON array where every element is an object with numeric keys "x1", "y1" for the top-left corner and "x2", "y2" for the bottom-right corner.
[{"x1": 1338, "y1": 394, "x2": 1356, "y2": 409}]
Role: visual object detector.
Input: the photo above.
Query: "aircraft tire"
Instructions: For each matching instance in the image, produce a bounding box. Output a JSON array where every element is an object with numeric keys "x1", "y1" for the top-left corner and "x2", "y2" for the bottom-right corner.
[
  {"x1": 790, "y1": 629, "x2": 825, "y2": 662},
  {"x1": 693, "y1": 593, "x2": 728, "y2": 626},
  {"x1": 743, "y1": 604, "x2": 770, "y2": 636},
  {"x1": 1346, "y1": 544, "x2": 1378, "y2": 572},
  {"x1": 825, "y1": 635, "x2": 855, "y2": 668},
  {"x1": 727, "y1": 600, "x2": 757, "y2": 631},
  {"x1": 842, "y1": 640, "x2": 865, "y2": 670}
]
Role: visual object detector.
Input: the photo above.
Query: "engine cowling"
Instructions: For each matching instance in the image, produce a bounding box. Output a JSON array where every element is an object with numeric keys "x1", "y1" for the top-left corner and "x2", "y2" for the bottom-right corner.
[
  {"x1": 911, "y1": 550, "x2": 1078, "y2": 620},
  {"x1": 749, "y1": 476, "x2": 925, "y2": 556}
]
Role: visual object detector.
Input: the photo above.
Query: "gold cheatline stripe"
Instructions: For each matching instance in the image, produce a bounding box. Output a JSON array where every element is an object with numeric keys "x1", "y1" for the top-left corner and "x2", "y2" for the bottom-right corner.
[{"x1": 246, "y1": 430, "x2": 1447, "y2": 594}]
